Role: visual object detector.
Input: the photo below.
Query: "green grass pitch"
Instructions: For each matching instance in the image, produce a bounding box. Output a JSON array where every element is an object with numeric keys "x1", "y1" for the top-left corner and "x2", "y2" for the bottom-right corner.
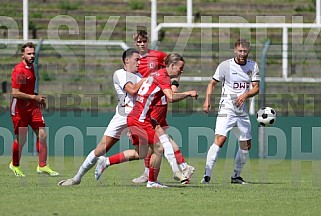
[{"x1": 0, "y1": 156, "x2": 321, "y2": 216}]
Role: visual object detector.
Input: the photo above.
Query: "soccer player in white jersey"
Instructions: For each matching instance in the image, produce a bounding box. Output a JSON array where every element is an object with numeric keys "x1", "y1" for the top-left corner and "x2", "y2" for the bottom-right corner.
[
  {"x1": 201, "y1": 39, "x2": 260, "y2": 184},
  {"x1": 58, "y1": 48, "x2": 146, "y2": 186}
]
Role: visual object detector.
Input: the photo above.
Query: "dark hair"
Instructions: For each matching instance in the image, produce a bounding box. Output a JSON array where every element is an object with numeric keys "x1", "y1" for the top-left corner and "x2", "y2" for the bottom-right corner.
[
  {"x1": 122, "y1": 48, "x2": 139, "y2": 63},
  {"x1": 21, "y1": 42, "x2": 35, "y2": 53},
  {"x1": 164, "y1": 53, "x2": 184, "y2": 67},
  {"x1": 234, "y1": 39, "x2": 250, "y2": 49},
  {"x1": 133, "y1": 30, "x2": 148, "y2": 42}
]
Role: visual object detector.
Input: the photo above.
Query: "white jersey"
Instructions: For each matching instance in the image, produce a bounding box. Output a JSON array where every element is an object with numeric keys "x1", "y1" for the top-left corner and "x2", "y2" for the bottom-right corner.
[
  {"x1": 104, "y1": 69, "x2": 141, "y2": 139},
  {"x1": 213, "y1": 58, "x2": 260, "y2": 116},
  {"x1": 113, "y1": 69, "x2": 142, "y2": 108}
]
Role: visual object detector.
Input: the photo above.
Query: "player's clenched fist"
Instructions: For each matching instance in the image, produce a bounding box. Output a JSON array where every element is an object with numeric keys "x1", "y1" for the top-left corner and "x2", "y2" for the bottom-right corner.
[
  {"x1": 189, "y1": 90, "x2": 198, "y2": 99},
  {"x1": 202, "y1": 102, "x2": 211, "y2": 113},
  {"x1": 32, "y1": 95, "x2": 46, "y2": 108}
]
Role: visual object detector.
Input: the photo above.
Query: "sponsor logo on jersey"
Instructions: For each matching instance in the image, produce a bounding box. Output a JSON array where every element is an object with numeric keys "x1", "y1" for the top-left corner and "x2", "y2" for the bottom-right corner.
[
  {"x1": 148, "y1": 62, "x2": 155, "y2": 69},
  {"x1": 233, "y1": 82, "x2": 250, "y2": 89},
  {"x1": 136, "y1": 95, "x2": 144, "y2": 103},
  {"x1": 247, "y1": 70, "x2": 252, "y2": 77}
]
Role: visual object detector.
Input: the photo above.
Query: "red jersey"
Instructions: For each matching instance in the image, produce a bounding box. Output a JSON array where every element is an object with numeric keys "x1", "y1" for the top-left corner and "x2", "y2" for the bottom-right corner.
[
  {"x1": 138, "y1": 50, "x2": 167, "y2": 78},
  {"x1": 11, "y1": 61, "x2": 37, "y2": 110},
  {"x1": 129, "y1": 68, "x2": 171, "y2": 123}
]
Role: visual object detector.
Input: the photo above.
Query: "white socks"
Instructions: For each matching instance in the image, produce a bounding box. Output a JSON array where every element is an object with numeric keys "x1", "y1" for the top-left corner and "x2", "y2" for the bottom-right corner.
[
  {"x1": 73, "y1": 150, "x2": 98, "y2": 182},
  {"x1": 144, "y1": 167, "x2": 149, "y2": 176},
  {"x1": 105, "y1": 157, "x2": 111, "y2": 166},
  {"x1": 205, "y1": 143, "x2": 220, "y2": 177},
  {"x1": 179, "y1": 162, "x2": 187, "y2": 171},
  {"x1": 232, "y1": 148, "x2": 249, "y2": 178},
  {"x1": 159, "y1": 134, "x2": 180, "y2": 173}
]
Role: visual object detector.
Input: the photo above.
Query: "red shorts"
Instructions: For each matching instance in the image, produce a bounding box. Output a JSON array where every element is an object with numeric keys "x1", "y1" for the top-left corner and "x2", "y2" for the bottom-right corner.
[
  {"x1": 127, "y1": 116, "x2": 159, "y2": 146},
  {"x1": 11, "y1": 105, "x2": 45, "y2": 135},
  {"x1": 150, "y1": 104, "x2": 168, "y2": 129}
]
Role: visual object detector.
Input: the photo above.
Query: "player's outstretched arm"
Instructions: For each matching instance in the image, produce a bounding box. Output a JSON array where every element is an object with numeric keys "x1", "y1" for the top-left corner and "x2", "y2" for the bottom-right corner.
[{"x1": 163, "y1": 89, "x2": 198, "y2": 103}]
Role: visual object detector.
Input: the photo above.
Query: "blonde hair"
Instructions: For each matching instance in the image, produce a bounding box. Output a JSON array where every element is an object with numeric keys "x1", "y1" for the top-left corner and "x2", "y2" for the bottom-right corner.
[
  {"x1": 234, "y1": 38, "x2": 250, "y2": 49},
  {"x1": 164, "y1": 53, "x2": 184, "y2": 67}
]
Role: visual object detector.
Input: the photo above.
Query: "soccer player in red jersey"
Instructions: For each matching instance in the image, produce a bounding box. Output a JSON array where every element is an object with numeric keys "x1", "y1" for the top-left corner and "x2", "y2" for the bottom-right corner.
[
  {"x1": 134, "y1": 31, "x2": 167, "y2": 78},
  {"x1": 132, "y1": 30, "x2": 195, "y2": 183},
  {"x1": 9, "y1": 42, "x2": 59, "y2": 177},
  {"x1": 95, "y1": 53, "x2": 198, "y2": 187}
]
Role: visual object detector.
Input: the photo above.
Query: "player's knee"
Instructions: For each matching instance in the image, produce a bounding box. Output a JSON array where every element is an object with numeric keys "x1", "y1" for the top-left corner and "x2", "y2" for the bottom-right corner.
[
  {"x1": 138, "y1": 151, "x2": 147, "y2": 159},
  {"x1": 215, "y1": 135, "x2": 226, "y2": 147},
  {"x1": 153, "y1": 143, "x2": 164, "y2": 156},
  {"x1": 94, "y1": 144, "x2": 106, "y2": 157},
  {"x1": 38, "y1": 133, "x2": 47, "y2": 143},
  {"x1": 240, "y1": 140, "x2": 251, "y2": 150},
  {"x1": 37, "y1": 128, "x2": 47, "y2": 141},
  {"x1": 17, "y1": 138, "x2": 27, "y2": 145}
]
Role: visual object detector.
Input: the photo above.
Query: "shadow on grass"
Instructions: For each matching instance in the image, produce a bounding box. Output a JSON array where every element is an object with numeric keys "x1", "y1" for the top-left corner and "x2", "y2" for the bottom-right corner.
[{"x1": 246, "y1": 181, "x2": 288, "y2": 185}]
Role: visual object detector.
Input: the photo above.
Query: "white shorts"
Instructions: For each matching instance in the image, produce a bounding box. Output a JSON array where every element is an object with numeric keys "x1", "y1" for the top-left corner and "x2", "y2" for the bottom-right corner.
[
  {"x1": 215, "y1": 114, "x2": 252, "y2": 141},
  {"x1": 103, "y1": 106, "x2": 132, "y2": 139}
]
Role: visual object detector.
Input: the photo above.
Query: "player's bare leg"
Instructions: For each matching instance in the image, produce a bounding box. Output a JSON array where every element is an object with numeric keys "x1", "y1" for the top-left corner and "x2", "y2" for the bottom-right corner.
[
  {"x1": 95, "y1": 145, "x2": 146, "y2": 181},
  {"x1": 132, "y1": 149, "x2": 152, "y2": 183},
  {"x1": 59, "y1": 135, "x2": 118, "y2": 186},
  {"x1": 133, "y1": 124, "x2": 189, "y2": 184},
  {"x1": 146, "y1": 142, "x2": 168, "y2": 188}
]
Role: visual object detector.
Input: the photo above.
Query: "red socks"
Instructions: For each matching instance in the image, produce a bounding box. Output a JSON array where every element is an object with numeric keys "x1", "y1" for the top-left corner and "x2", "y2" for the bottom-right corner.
[
  {"x1": 38, "y1": 140, "x2": 47, "y2": 167},
  {"x1": 109, "y1": 152, "x2": 126, "y2": 165},
  {"x1": 144, "y1": 154, "x2": 151, "y2": 168},
  {"x1": 174, "y1": 150, "x2": 185, "y2": 164},
  {"x1": 12, "y1": 140, "x2": 22, "y2": 166},
  {"x1": 12, "y1": 139, "x2": 48, "y2": 167},
  {"x1": 148, "y1": 167, "x2": 160, "y2": 182}
]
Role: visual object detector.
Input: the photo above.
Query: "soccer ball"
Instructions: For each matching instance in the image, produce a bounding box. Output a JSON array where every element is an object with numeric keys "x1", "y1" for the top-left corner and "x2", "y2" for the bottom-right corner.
[{"x1": 256, "y1": 107, "x2": 276, "y2": 126}]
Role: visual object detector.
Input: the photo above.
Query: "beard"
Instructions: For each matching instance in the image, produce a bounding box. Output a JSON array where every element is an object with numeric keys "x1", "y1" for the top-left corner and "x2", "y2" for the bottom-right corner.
[{"x1": 27, "y1": 58, "x2": 35, "y2": 64}]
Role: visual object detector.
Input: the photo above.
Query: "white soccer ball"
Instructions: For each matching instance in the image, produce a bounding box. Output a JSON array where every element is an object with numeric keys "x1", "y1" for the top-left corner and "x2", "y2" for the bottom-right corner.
[{"x1": 256, "y1": 107, "x2": 276, "y2": 127}]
